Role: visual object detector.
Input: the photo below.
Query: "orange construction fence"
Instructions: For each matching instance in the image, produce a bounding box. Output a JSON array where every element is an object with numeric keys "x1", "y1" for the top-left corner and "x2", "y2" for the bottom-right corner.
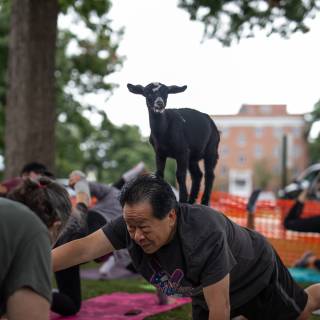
[{"x1": 209, "y1": 191, "x2": 320, "y2": 267}]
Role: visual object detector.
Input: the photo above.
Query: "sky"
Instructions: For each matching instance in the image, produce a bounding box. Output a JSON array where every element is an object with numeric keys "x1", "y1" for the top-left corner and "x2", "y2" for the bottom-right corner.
[{"x1": 76, "y1": 0, "x2": 320, "y2": 137}]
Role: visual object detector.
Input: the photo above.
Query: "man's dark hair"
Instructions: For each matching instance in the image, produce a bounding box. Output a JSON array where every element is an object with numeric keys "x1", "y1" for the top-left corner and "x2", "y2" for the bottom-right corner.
[
  {"x1": 20, "y1": 162, "x2": 55, "y2": 179},
  {"x1": 119, "y1": 174, "x2": 178, "y2": 219}
]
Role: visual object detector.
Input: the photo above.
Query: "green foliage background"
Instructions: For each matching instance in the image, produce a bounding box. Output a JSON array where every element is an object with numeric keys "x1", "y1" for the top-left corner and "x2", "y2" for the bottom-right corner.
[{"x1": 178, "y1": 0, "x2": 320, "y2": 46}]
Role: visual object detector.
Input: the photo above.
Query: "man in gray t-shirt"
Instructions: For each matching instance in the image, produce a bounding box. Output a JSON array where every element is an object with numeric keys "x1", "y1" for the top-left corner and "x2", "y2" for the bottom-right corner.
[{"x1": 53, "y1": 174, "x2": 320, "y2": 320}]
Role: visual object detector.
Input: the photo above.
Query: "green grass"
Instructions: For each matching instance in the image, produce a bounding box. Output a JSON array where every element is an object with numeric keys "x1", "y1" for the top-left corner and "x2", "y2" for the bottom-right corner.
[{"x1": 64, "y1": 265, "x2": 320, "y2": 319}]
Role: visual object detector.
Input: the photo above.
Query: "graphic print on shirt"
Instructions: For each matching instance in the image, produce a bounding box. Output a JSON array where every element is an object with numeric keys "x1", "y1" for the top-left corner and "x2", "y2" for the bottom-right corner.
[{"x1": 149, "y1": 258, "x2": 194, "y2": 296}]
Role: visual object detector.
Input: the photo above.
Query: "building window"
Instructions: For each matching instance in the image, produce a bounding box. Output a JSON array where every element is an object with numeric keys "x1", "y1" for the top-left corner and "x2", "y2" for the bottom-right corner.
[
  {"x1": 221, "y1": 145, "x2": 229, "y2": 157},
  {"x1": 292, "y1": 127, "x2": 301, "y2": 138},
  {"x1": 221, "y1": 127, "x2": 229, "y2": 138},
  {"x1": 254, "y1": 145, "x2": 263, "y2": 158},
  {"x1": 260, "y1": 105, "x2": 272, "y2": 114},
  {"x1": 220, "y1": 166, "x2": 228, "y2": 177},
  {"x1": 237, "y1": 133, "x2": 246, "y2": 147},
  {"x1": 293, "y1": 145, "x2": 302, "y2": 158},
  {"x1": 238, "y1": 154, "x2": 246, "y2": 165},
  {"x1": 292, "y1": 167, "x2": 300, "y2": 177},
  {"x1": 273, "y1": 164, "x2": 281, "y2": 174},
  {"x1": 235, "y1": 178, "x2": 247, "y2": 187},
  {"x1": 273, "y1": 127, "x2": 283, "y2": 139},
  {"x1": 255, "y1": 127, "x2": 263, "y2": 138},
  {"x1": 273, "y1": 146, "x2": 280, "y2": 159}
]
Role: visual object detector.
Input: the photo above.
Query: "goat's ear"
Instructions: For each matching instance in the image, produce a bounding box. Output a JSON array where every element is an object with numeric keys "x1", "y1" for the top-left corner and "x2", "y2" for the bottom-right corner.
[
  {"x1": 127, "y1": 83, "x2": 144, "y2": 95},
  {"x1": 168, "y1": 85, "x2": 187, "y2": 94}
]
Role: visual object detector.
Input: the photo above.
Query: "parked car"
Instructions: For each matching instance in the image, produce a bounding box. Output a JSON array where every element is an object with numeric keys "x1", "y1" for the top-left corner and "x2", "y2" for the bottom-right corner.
[{"x1": 278, "y1": 163, "x2": 320, "y2": 200}]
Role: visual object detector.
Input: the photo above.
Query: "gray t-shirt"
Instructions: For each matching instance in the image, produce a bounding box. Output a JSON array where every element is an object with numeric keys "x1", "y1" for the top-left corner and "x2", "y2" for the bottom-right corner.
[
  {"x1": 103, "y1": 203, "x2": 275, "y2": 309},
  {"x1": 0, "y1": 198, "x2": 52, "y2": 315}
]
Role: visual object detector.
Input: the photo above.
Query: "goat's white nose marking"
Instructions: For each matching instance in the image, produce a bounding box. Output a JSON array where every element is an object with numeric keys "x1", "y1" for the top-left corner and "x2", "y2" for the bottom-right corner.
[
  {"x1": 154, "y1": 97, "x2": 164, "y2": 107},
  {"x1": 152, "y1": 83, "x2": 161, "y2": 92}
]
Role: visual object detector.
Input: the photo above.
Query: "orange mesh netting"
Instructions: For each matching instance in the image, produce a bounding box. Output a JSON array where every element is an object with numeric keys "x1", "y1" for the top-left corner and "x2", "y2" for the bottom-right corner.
[{"x1": 209, "y1": 192, "x2": 320, "y2": 267}]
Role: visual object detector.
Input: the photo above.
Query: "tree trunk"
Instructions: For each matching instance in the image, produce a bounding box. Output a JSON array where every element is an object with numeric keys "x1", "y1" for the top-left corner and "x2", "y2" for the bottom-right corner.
[{"x1": 5, "y1": 0, "x2": 58, "y2": 178}]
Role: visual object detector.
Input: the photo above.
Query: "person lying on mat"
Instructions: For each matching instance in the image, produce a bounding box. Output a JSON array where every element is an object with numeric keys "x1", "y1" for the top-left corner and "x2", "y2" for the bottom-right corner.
[
  {"x1": 52, "y1": 174, "x2": 320, "y2": 320},
  {"x1": 0, "y1": 177, "x2": 71, "y2": 320}
]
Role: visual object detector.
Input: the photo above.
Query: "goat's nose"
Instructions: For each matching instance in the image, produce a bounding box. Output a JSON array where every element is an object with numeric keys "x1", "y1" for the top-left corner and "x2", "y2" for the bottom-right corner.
[{"x1": 155, "y1": 97, "x2": 164, "y2": 108}]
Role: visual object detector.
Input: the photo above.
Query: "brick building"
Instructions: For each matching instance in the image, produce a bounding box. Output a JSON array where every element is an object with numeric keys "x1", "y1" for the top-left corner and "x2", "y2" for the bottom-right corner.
[{"x1": 210, "y1": 104, "x2": 308, "y2": 197}]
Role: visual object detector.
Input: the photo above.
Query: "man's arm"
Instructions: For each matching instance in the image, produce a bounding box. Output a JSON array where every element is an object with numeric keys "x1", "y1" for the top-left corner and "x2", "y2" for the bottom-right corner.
[
  {"x1": 52, "y1": 229, "x2": 114, "y2": 272},
  {"x1": 203, "y1": 274, "x2": 230, "y2": 320}
]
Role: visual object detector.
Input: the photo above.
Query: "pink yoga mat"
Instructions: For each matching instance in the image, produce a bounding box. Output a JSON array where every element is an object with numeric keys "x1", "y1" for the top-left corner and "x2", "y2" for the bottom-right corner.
[{"x1": 51, "y1": 292, "x2": 191, "y2": 320}]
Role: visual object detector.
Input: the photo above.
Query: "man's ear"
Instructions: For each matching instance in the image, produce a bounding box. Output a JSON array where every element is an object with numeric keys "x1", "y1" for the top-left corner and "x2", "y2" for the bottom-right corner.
[
  {"x1": 168, "y1": 208, "x2": 177, "y2": 226},
  {"x1": 127, "y1": 83, "x2": 145, "y2": 95}
]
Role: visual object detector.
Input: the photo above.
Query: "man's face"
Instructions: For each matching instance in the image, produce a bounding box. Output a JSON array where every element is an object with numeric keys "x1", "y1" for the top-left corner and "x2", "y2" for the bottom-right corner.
[{"x1": 123, "y1": 201, "x2": 176, "y2": 254}]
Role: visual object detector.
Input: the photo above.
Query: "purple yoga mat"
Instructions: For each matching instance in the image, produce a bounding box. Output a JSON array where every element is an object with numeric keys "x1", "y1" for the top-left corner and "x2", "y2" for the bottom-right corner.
[{"x1": 51, "y1": 292, "x2": 191, "y2": 320}]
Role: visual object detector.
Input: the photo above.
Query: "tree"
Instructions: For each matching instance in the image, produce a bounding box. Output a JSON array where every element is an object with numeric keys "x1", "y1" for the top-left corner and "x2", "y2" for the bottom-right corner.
[
  {"x1": 5, "y1": 0, "x2": 58, "y2": 178},
  {"x1": 178, "y1": 0, "x2": 320, "y2": 45},
  {"x1": 0, "y1": 0, "x2": 9, "y2": 167},
  {"x1": 3, "y1": 0, "x2": 123, "y2": 178}
]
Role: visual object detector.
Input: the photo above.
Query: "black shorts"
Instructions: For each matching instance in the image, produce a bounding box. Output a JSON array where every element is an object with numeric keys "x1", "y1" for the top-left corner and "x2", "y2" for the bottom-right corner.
[
  {"x1": 192, "y1": 252, "x2": 308, "y2": 320},
  {"x1": 231, "y1": 252, "x2": 308, "y2": 320}
]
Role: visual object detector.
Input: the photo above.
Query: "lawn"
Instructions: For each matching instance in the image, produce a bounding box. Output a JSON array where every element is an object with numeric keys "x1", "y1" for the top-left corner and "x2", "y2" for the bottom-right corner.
[{"x1": 77, "y1": 269, "x2": 320, "y2": 320}]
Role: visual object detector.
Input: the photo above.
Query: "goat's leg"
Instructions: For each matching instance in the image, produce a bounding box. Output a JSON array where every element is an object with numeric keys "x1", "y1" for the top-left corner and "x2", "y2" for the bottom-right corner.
[
  {"x1": 188, "y1": 161, "x2": 203, "y2": 204},
  {"x1": 201, "y1": 153, "x2": 218, "y2": 206},
  {"x1": 176, "y1": 156, "x2": 189, "y2": 203},
  {"x1": 155, "y1": 153, "x2": 166, "y2": 179}
]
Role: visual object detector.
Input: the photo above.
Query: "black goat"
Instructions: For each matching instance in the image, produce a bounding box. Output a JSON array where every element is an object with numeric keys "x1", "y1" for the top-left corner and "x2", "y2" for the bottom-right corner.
[{"x1": 127, "y1": 82, "x2": 220, "y2": 205}]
